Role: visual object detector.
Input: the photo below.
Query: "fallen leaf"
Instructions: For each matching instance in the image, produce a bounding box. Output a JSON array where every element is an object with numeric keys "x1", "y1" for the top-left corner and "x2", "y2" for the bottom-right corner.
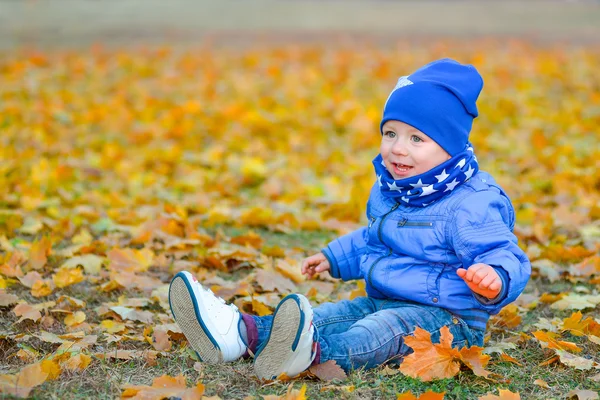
[
  {"x1": 533, "y1": 379, "x2": 550, "y2": 389},
  {"x1": 0, "y1": 361, "x2": 49, "y2": 397},
  {"x1": 28, "y1": 237, "x2": 52, "y2": 270},
  {"x1": 478, "y1": 389, "x2": 520, "y2": 400},
  {"x1": 532, "y1": 331, "x2": 582, "y2": 352},
  {"x1": 566, "y1": 389, "x2": 599, "y2": 400},
  {"x1": 121, "y1": 374, "x2": 204, "y2": 399},
  {"x1": 31, "y1": 280, "x2": 54, "y2": 297},
  {"x1": 400, "y1": 326, "x2": 461, "y2": 381},
  {"x1": 60, "y1": 255, "x2": 105, "y2": 275},
  {"x1": 108, "y1": 248, "x2": 154, "y2": 273},
  {"x1": 13, "y1": 303, "x2": 42, "y2": 323},
  {"x1": 555, "y1": 350, "x2": 595, "y2": 370},
  {"x1": 308, "y1": 360, "x2": 347, "y2": 381},
  {"x1": 62, "y1": 353, "x2": 92, "y2": 372},
  {"x1": 53, "y1": 267, "x2": 85, "y2": 288},
  {"x1": 0, "y1": 291, "x2": 19, "y2": 307},
  {"x1": 64, "y1": 311, "x2": 86, "y2": 327},
  {"x1": 110, "y1": 306, "x2": 154, "y2": 323},
  {"x1": 397, "y1": 391, "x2": 445, "y2": 400}
]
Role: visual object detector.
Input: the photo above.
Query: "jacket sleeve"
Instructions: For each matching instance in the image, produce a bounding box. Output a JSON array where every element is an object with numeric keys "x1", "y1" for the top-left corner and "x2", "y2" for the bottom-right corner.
[
  {"x1": 321, "y1": 227, "x2": 368, "y2": 281},
  {"x1": 449, "y1": 190, "x2": 531, "y2": 314}
]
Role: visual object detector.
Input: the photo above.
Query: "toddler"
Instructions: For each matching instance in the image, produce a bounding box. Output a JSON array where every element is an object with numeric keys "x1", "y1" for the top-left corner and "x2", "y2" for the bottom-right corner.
[{"x1": 169, "y1": 58, "x2": 531, "y2": 380}]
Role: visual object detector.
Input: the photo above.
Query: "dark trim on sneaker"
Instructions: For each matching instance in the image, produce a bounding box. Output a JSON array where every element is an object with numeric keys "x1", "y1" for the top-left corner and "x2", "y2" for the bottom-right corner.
[{"x1": 168, "y1": 272, "x2": 221, "y2": 352}]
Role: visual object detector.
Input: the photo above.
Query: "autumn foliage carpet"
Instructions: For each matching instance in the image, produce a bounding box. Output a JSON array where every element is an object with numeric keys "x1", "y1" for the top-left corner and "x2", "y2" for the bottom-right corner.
[{"x1": 1, "y1": 39, "x2": 600, "y2": 399}]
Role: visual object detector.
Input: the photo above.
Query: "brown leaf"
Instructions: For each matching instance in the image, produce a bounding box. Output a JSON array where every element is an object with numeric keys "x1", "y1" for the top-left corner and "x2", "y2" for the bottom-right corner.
[
  {"x1": 121, "y1": 374, "x2": 204, "y2": 400},
  {"x1": 151, "y1": 328, "x2": 172, "y2": 351},
  {"x1": 555, "y1": 350, "x2": 595, "y2": 370},
  {"x1": 18, "y1": 271, "x2": 44, "y2": 288},
  {"x1": 108, "y1": 248, "x2": 154, "y2": 273},
  {"x1": 0, "y1": 290, "x2": 19, "y2": 307},
  {"x1": 566, "y1": 389, "x2": 599, "y2": 400},
  {"x1": 255, "y1": 268, "x2": 296, "y2": 293},
  {"x1": 533, "y1": 379, "x2": 550, "y2": 389},
  {"x1": 478, "y1": 389, "x2": 520, "y2": 400},
  {"x1": 110, "y1": 306, "x2": 154, "y2": 323},
  {"x1": 13, "y1": 303, "x2": 42, "y2": 323},
  {"x1": 308, "y1": 360, "x2": 347, "y2": 381}
]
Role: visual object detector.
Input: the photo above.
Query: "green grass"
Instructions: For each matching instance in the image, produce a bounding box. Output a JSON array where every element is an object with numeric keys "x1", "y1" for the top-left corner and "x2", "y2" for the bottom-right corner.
[{"x1": 1, "y1": 226, "x2": 599, "y2": 400}]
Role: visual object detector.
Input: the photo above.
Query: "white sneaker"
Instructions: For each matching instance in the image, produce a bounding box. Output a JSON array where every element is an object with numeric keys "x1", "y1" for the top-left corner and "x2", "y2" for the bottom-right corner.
[
  {"x1": 253, "y1": 294, "x2": 317, "y2": 380},
  {"x1": 169, "y1": 271, "x2": 246, "y2": 363}
]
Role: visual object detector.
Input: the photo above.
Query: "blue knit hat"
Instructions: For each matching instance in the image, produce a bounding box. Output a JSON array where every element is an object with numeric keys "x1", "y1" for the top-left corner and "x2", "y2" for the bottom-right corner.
[{"x1": 380, "y1": 58, "x2": 484, "y2": 156}]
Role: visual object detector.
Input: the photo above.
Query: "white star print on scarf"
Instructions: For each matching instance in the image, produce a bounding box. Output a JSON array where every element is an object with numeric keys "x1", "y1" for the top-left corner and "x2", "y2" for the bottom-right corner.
[{"x1": 373, "y1": 143, "x2": 479, "y2": 207}]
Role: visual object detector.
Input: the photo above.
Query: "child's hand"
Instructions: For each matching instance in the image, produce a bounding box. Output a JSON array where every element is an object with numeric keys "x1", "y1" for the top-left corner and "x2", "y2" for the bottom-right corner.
[
  {"x1": 301, "y1": 252, "x2": 330, "y2": 279},
  {"x1": 457, "y1": 263, "x2": 502, "y2": 300}
]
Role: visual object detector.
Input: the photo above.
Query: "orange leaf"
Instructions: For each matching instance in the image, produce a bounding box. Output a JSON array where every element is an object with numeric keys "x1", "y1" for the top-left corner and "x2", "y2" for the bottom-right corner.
[
  {"x1": 308, "y1": 360, "x2": 347, "y2": 381},
  {"x1": 107, "y1": 248, "x2": 154, "y2": 273},
  {"x1": 478, "y1": 389, "x2": 520, "y2": 400},
  {"x1": 63, "y1": 353, "x2": 92, "y2": 372},
  {"x1": 121, "y1": 374, "x2": 204, "y2": 399},
  {"x1": 398, "y1": 391, "x2": 446, "y2": 400},
  {"x1": 457, "y1": 346, "x2": 493, "y2": 378},
  {"x1": 399, "y1": 326, "x2": 461, "y2": 381},
  {"x1": 29, "y1": 236, "x2": 52, "y2": 270},
  {"x1": 561, "y1": 311, "x2": 592, "y2": 337},
  {"x1": 13, "y1": 303, "x2": 42, "y2": 323},
  {"x1": 532, "y1": 331, "x2": 582, "y2": 353}
]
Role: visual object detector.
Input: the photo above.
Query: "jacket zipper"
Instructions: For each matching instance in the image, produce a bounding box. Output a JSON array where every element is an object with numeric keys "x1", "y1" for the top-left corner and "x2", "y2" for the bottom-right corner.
[
  {"x1": 367, "y1": 202, "x2": 400, "y2": 287},
  {"x1": 398, "y1": 218, "x2": 434, "y2": 228},
  {"x1": 368, "y1": 216, "x2": 376, "y2": 228}
]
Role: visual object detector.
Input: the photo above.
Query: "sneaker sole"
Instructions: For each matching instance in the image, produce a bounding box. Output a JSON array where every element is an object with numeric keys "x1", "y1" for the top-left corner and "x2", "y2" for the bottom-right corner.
[
  {"x1": 254, "y1": 295, "x2": 303, "y2": 380},
  {"x1": 169, "y1": 273, "x2": 224, "y2": 364}
]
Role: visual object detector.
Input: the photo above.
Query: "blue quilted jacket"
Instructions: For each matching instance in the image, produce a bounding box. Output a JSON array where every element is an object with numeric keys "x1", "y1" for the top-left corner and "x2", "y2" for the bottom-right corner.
[{"x1": 322, "y1": 171, "x2": 531, "y2": 331}]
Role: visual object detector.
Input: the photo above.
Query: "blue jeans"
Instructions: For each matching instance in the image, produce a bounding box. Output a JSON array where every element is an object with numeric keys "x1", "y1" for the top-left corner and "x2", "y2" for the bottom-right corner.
[{"x1": 245, "y1": 297, "x2": 485, "y2": 372}]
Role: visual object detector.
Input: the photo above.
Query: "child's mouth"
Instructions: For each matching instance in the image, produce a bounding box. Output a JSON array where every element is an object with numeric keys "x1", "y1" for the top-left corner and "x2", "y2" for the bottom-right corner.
[{"x1": 392, "y1": 163, "x2": 413, "y2": 176}]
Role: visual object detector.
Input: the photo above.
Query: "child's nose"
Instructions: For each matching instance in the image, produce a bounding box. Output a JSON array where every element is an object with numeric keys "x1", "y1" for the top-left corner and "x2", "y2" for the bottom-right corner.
[{"x1": 391, "y1": 138, "x2": 409, "y2": 155}]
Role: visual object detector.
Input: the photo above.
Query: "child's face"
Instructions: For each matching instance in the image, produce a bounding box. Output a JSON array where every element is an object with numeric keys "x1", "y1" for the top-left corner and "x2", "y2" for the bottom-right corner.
[{"x1": 380, "y1": 120, "x2": 451, "y2": 180}]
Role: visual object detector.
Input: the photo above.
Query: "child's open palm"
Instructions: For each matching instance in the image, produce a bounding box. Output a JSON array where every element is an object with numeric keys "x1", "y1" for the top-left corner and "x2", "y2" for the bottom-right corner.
[
  {"x1": 301, "y1": 252, "x2": 330, "y2": 279},
  {"x1": 457, "y1": 263, "x2": 502, "y2": 300}
]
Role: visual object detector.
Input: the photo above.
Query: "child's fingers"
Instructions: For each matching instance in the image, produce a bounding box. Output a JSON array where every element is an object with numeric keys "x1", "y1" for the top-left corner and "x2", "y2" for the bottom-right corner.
[
  {"x1": 464, "y1": 264, "x2": 484, "y2": 281},
  {"x1": 488, "y1": 279, "x2": 502, "y2": 292},
  {"x1": 456, "y1": 268, "x2": 467, "y2": 278},
  {"x1": 315, "y1": 261, "x2": 328, "y2": 272},
  {"x1": 478, "y1": 273, "x2": 496, "y2": 289}
]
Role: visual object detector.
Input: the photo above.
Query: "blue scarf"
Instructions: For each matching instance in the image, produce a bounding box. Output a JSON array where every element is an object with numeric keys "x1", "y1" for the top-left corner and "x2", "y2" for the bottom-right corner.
[{"x1": 373, "y1": 143, "x2": 479, "y2": 207}]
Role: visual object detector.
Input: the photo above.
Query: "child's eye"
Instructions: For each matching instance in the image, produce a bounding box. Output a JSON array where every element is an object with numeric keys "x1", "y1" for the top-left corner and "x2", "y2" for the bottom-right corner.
[
  {"x1": 411, "y1": 135, "x2": 423, "y2": 143},
  {"x1": 384, "y1": 131, "x2": 396, "y2": 138}
]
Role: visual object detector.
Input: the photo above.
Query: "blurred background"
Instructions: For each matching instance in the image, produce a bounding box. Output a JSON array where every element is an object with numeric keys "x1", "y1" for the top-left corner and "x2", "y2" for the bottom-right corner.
[{"x1": 3, "y1": 0, "x2": 600, "y2": 49}]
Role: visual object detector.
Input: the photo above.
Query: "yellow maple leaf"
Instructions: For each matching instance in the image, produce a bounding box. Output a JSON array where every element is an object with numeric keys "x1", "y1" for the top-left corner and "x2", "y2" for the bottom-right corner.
[
  {"x1": 31, "y1": 280, "x2": 54, "y2": 297},
  {"x1": 64, "y1": 311, "x2": 86, "y2": 327},
  {"x1": 53, "y1": 267, "x2": 85, "y2": 289}
]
